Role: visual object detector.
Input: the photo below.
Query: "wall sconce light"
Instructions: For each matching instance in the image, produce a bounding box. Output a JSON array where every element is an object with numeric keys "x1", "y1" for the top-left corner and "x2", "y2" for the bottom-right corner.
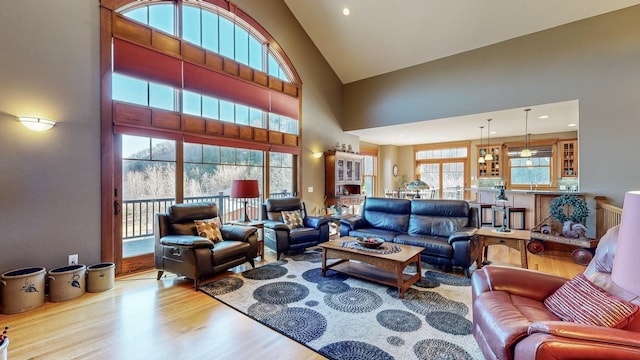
[
  {"x1": 312, "y1": 152, "x2": 323, "y2": 159},
  {"x1": 18, "y1": 116, "x2": 57, "y2": 131}
]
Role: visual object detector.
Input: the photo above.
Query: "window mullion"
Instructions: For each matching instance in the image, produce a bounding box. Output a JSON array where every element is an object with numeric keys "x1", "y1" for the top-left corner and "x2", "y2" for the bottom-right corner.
[{"x1": 174, "y1": 0, "x2": 181, "y2": 38}]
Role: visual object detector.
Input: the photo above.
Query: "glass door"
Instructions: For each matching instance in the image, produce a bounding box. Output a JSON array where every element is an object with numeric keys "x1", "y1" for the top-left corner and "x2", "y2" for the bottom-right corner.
[
  {"x1": 418, "y1": 161, "x2": 465, "y2": 200},
  {"x1": 419, "y1": 163, "x2": 440, "y2": 199},
  {"x1": 442, "y1": 161, "x2": 465, "y2": 200},
  {"x1": 119, "y1": 134, "x2": 177, "y2": 272}
]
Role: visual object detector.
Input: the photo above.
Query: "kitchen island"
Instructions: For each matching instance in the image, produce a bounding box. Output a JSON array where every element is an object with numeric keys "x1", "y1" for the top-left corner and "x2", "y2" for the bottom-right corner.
[
  {"x1": 468, "y1": 188, "x2": 614, "y2": 267},
  {"x1": 468, "y1": 188, "x2": 592, "y2": 235}
]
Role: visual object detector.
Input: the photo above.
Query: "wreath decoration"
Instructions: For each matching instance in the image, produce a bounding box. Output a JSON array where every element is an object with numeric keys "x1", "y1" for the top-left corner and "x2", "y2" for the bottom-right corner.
[{"x1": 550, "y1": 194, "x2": 589, "y2": 224}]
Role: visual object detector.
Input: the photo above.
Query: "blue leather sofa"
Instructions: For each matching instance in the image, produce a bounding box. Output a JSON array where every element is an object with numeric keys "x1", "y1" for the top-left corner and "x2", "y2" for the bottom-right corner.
[{"x1": 340, "y1": 197, "x2": 479, "y2": 277}]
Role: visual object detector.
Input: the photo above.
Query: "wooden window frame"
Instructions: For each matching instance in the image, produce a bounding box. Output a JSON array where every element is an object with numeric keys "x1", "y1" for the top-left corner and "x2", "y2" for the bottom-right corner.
[
  {"x1": 100, "y1": 0, "x2": 302, "y2": 273},
  {"x1": 503, "y1": 138, "x2": 558, "y2": 190},
  {"x1": 414, "y1": 141, "x2": 471, "y2": 199}
]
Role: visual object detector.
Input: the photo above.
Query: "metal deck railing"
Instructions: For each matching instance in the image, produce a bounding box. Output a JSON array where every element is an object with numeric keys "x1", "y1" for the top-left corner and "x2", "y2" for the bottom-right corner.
[{"x1": 122, "y1": 191, "x2": 291, "y2": 240}]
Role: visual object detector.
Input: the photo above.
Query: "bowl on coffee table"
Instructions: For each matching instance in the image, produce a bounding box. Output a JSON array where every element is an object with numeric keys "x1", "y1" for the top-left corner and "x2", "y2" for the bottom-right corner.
[{"x1": 356, "y1": 237, "x2": 384, "y2": 249}]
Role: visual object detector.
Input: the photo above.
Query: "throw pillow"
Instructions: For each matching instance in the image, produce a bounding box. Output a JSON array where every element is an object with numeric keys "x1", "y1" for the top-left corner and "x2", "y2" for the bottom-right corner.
[
  {"x1": 281, "y1": 210, "x2": 304, "y2": 229},
  {"x1": 194, "y1": 218, "x2": 223, "y2": 243},
  {"x1": 211, "y1": 216, "x2": 223, "y2": 229},
  {"x1": 593, "y1": 225, "x2": 619, "y2": 273},
  {"x1": 544, "y1": 273, "x2": 639, "y2": 328}
]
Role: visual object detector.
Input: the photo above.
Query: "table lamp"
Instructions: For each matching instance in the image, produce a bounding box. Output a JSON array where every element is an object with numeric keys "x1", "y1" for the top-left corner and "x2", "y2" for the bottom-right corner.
[
  {"x1": 611, "y1": 190, "x2": 640, "y2": 296},
  {"x1": 231, "y1": 179, "x2": 260, "y2": 222},
  {"x1": 406, "y1": 179, "x2": 430, "y2": 199},
  {"x1": 495, "y1": 186, "x2": 511, "y2": 233}
]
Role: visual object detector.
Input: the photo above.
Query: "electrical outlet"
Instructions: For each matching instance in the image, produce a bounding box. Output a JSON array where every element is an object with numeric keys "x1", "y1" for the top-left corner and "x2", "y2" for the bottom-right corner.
[{"x1": 68, "y1": 254, "x2": 78, "y2": 266}]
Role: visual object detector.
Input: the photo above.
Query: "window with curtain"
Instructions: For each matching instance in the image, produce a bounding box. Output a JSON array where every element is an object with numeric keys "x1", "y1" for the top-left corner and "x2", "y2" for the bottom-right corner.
[
  {"x1": 111, "y1": 0, "x2": 301, "y2": 138},
  {"x1": 122, "y1": 2, "x2": 290, "y2": 81},
  {"x1": 101, "y1": 0, "x2": 302, "y2": 272},
  {"x1": 108, "y1": 0, "x2": 302, "y2": 196}
]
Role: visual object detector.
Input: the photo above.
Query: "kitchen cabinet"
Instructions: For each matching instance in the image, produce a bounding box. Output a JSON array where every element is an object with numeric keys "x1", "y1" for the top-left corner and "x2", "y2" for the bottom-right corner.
[
  {"x1": 477, "y1": 144, "x2": 502, "y2": 178},
  {"x1": 559, "y1": 140, "x2": 578, "y2": 177},
  {"x1": 325, "y1": 151, "x2": 365, "y2": 213}
]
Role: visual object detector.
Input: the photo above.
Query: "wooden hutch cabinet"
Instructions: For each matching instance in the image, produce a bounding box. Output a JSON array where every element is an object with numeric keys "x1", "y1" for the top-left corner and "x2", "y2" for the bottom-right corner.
[
  {"x1": 477, "y1": 144, "x2": 502, "y2": 178},
  {"x1": 325, "y1": 150, "x2": 365, "y2": 212},
  {"x1": 559, "y1": 139, "x2": 578, "y2": 177}
]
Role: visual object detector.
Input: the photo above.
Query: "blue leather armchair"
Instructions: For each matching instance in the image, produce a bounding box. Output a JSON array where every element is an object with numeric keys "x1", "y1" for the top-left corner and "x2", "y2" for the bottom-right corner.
[{"x1": 260, "y1": 197, "x2": 331, "y2": 260}]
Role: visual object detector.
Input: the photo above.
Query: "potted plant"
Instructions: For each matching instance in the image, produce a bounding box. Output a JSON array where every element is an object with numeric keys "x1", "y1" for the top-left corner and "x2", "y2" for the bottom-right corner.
[{"x1": 0, "y1": 326, "x2": 9, "y2": 360}]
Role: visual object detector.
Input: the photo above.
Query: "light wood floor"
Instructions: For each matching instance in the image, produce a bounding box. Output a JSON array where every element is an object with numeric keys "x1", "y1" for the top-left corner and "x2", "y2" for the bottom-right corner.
[{"x1": 1, "y1": 246, "x2": 584, "y2": 360}]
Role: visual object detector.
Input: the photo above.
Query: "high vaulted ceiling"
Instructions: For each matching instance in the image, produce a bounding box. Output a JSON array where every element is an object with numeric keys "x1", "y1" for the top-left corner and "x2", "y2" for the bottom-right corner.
[
  {"x1": 284, "y1": 0, "x2": 640, "y2": 84},
  {"x1": 284, "y1": 1, "x2": 640, "y2": 145}
]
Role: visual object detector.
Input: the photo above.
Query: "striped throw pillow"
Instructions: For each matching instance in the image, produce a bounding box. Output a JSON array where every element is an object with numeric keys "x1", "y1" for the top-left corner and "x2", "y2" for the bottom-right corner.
[{"x1": 544, "y1": 274, "x2": 639, "y2": 328}]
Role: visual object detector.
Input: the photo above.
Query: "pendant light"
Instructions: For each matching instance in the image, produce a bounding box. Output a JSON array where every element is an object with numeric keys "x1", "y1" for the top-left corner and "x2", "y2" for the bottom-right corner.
[
  {"x1": 520, "y1": 108, "x2": 532, "y2": 157},
  {"x1": 484, "y1": 119, "x2": 493, "y2": 161},
  {"x1": 478, "y1": 126, "x2": 485, "y2": 164}
]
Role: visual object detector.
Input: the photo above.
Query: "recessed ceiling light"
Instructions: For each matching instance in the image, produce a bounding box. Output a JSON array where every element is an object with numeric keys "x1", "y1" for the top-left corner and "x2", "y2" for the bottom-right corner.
[
  {"x1": 538, "y1": 115, "x2": 549, "y2": 119},
  {"x1": 342, "y1": 7, "x2": 350, "y2": 16},
  {"x1": 490, "y1": 131, "x2": 496, "y2": 134},
  {"x1": 568, "y1": 123, "x2": 577, "y2": 127}
]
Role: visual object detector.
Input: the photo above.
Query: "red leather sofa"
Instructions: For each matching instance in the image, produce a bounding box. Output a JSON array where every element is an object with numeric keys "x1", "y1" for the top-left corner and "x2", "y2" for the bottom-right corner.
[{"x1": 471, "y1": 226, "x2": 640, "y2": 359}]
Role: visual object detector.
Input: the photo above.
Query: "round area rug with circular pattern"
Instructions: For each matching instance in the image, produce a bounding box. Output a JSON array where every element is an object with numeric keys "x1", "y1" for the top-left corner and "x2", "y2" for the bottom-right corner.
[{"x1": 199, "y1": 251, "x2": 482, "y2": 360}]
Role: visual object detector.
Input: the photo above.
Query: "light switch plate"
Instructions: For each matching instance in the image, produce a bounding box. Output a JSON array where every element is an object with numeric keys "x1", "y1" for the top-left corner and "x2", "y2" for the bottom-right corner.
[{"x1": 308, "y1": 187, "x2": 313, "y2": 193}]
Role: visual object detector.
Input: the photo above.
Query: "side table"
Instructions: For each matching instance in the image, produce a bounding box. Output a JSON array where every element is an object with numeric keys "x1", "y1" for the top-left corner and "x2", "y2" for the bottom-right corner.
[
  {"x1": 328, "y1": 214, "x2": 358, "y2": 239},
  {"x1": 228, "y1": 220, "x2": 265, "y2": 260},
  {"x1": 476, "y1": 227, "x2": 530, "y2": 269}
]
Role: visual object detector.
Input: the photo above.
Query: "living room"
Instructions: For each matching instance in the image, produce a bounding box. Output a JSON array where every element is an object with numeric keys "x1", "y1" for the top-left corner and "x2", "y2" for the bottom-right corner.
[{"x1": 2, "y1": 1, "x2": 640, "y2": 359}]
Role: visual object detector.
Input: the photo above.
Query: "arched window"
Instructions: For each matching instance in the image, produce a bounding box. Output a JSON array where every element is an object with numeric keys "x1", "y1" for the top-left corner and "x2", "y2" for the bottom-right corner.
[
  {"x1": 100, "y1": 0, "x2": 301, "y2": 272},
  {"x1": 119, "y1": 1, "x2": 291, "y2": 81},
  {"x1": 111, "y1": 1, "x2": 299, "y2": 135}
]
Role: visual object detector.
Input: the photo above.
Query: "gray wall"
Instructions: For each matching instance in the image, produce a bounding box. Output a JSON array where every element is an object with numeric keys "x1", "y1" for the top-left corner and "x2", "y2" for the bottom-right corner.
[
  {"x1": 344, "y1": 5, "x2": 640, "y2": 206},
  {"x1": 0, "y1": 1, "x2": 102, "y2": 273}
]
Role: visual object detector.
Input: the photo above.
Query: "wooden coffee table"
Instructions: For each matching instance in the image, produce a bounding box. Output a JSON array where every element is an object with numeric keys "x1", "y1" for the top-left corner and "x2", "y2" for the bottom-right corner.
[
  {"x1": 476, "y1": 227, "x2": 530, "y2": 269},
  {"x1": 318, "y1": 237, "x2": 423, "y2": 298}
]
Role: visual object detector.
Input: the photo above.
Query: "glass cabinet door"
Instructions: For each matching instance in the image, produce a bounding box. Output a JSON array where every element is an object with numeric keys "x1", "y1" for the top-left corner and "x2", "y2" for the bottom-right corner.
[
  {"x1": 336, "y1": 159, "x2": 345, "y2": 182},
  {"x1": 354, "y1": 160, "x2": 361, "y2": 182},
  {"x1": 346, "y1": 160, "x2": 353, "y2": 182}
]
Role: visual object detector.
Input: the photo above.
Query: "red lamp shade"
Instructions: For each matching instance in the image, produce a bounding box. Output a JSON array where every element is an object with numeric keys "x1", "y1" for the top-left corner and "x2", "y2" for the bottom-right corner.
[
  {"x1": 231, "y1": 180, "x2": 260, "y2": 199},
  {"x1": 231, "y1": 180, "x2": 259, "y2": 222},
  {"x1": 611, "y1": 190, "x2": 640, "y2": 296}
]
